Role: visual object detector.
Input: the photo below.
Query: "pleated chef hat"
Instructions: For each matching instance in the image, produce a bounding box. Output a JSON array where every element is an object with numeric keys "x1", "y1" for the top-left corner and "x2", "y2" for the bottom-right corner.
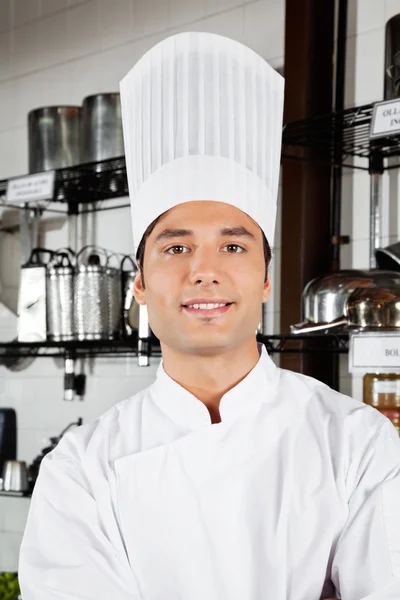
[{"x1": 120, "y1": 32, "x2": 284, "y2": 251}]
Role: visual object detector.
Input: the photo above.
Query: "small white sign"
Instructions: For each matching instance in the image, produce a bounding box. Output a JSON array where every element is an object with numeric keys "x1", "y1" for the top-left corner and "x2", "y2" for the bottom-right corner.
[
  {"x1": 6, "y1": 171, "x2": 55, "y2": 205},
  {"x1": 370, "y1": 99, "x2": 400, "y2": 139},
  {"x1": 349, "y1": 332, "x2": 400, "y2": 374}
]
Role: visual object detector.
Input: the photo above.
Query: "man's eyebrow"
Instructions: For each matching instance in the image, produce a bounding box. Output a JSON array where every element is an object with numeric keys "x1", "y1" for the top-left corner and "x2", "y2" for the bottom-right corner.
[
  {"x1": 220, "y1": 226, "x2": 256, "y2": 240},
  {"x1": 154, "y1": 226, "x2": 256, "y2": 243},
  {"x1": 155, "y1": 228, "x2": 194, "y2": 243}
]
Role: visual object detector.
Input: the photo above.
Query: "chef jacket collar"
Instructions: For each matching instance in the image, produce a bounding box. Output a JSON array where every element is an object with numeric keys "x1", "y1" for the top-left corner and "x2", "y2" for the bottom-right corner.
[{"x1": 151, "y1": 343, "x2": 280, "y2": 430}]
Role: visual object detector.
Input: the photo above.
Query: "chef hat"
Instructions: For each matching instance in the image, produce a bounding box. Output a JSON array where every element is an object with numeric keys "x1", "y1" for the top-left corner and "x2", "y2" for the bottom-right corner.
[{"x1": 120, "y1": 32, "x2": 284, "y2": 251}]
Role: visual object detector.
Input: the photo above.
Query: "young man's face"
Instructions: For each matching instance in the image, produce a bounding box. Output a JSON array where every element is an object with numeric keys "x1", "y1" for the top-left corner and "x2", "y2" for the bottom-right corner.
[{"x1": 134, "y1": 201, "x2": 271, "y2": 356}]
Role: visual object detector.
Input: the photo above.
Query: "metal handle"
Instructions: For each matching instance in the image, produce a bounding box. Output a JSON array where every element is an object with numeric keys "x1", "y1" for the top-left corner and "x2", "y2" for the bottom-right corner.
[
  {"x1": 25, "y1": 247, "x2": 54, "y2": 267},
  {"x1": 76, "y1": 245, "x2": 108, "y2": 267},
  {"x1": 121, "y1": 254, "x2": 138, "y2": 272},
  {"x1": 290, "y1": 317, "x2": 348, "y2": 335}
]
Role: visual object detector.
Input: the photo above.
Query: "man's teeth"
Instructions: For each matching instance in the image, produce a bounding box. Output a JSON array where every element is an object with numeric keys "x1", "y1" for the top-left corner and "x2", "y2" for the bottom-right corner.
[{"x1": 186, "y1": 303, "x2": 228, "y2": 310}]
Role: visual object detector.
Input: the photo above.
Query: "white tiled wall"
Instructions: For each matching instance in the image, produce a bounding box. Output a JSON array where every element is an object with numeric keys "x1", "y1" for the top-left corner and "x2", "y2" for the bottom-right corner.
[
  {"x1": 0, "y1": 0, "x2": 285, "y2": 571},
  {"x1": 340, "y1": 0, "x2": 400, "y2": 399}
]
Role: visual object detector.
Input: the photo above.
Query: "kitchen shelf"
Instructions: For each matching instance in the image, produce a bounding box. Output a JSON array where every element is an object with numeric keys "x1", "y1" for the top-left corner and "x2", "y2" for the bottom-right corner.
[
  {"x1": 282, "y1": 101, "x2": 400, "y2": 171},
  {"x1": 0, "y1": 490, "x2": 30, "y2": 498},
  {"x1": 0, "y1": 336, "x2": 161, "y2": 360},
  {"x1": 0, "y1": 156, "x2": 128, "y2": 214},
  {"x1": 1, "y1": 102, "x2": 399, "y2": 213},
  {"x1": 0, "y1": 333, "x2": 349, "y2": 361}
]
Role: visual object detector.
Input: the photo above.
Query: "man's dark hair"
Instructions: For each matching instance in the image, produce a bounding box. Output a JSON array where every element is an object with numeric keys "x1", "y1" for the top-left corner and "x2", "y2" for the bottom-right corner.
[{"x1": 136, "y1": 213, "x2": 272, "y2": 288}]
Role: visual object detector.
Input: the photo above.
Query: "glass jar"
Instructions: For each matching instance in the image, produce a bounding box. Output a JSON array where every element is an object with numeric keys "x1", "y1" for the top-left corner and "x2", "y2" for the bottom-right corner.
[{"x1": 363, "y1": 373, "x2": 400, "y2": 435}]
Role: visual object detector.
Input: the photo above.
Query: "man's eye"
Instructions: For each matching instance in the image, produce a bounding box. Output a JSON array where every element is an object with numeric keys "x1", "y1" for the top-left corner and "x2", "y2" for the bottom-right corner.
[
  {"x1": 223, "y1": 244, "x2": 245, "y2": 253},
  {"x1": 166, "y1": 245, "x2": 188, "y2": 255}
]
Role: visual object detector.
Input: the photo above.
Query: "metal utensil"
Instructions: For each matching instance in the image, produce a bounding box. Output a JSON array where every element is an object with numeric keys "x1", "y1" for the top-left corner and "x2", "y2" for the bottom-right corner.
[
  {"x1": 2, "y1": 460, "x2": 29, "y2": 493},
  {"x1": 17, "y1": 248, "x2": 54, "y2": 342},
  {"x1": 47, "y1": 250, "x2": 76, "y2": 341},
  {"x1": 121, "y1": 255, "x2": 138, "y2": 337},
  {"x1": 74, "y1": 246, "x2": 109, "y2": 340},
  {"x1": 106, "y1": 253, "x2": 123, "y2": 339}
]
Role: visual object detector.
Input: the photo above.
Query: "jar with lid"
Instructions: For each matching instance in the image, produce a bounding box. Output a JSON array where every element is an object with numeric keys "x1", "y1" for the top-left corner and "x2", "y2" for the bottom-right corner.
[{"x1": 363, "y1": 373, "x2": 400, "y2": 434}]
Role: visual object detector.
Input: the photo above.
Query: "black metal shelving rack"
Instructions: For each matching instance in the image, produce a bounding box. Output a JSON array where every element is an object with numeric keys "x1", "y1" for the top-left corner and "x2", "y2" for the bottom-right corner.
[
  {"x1": 0, "y1": 333, "x2": 350, "y2": 361},
  {"x1": 282, "y1": 101, "x2": 400, "y2": 168},
  {"x1": 1, "y1": 100, "x2": 398, "y2": 362}
]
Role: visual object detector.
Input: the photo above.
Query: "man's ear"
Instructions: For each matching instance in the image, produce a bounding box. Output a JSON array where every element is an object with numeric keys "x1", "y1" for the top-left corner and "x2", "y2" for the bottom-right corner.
[
  {"x1": 133, "y1": 269, "x2": 146, "y2": 305},
  {"x1": 262, "y1": 275, "x2": 271, "y2": 303}
]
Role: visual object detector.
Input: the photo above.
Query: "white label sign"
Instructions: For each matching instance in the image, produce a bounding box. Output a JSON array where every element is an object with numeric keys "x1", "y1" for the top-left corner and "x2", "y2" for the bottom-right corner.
[
  {"x1": 370, "y1": 99, "x2": 400, "y2": 139},
  {"x1": 6, "y1": 171, "x2": 55, "y2": 205},
  {"x1": 349, "y1": 332, "x2": 400, "y2": 374}
]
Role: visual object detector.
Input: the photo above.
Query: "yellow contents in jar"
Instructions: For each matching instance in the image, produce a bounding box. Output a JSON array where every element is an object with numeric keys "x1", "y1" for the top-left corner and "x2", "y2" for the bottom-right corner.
[{"x1": 363, "y1": 373, "x2": 400, "y2": 435}]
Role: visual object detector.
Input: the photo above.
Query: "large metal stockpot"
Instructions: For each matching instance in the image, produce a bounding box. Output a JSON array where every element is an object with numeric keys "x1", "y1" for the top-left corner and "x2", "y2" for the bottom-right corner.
[
  {"x1": 291, "y1": 269, "x2": 400, "y2": 334},
  {"x1": 81, "y1": 93, "x2": 124, "y2": 165},
  {"x1": 28, "y1": 106, "x2": 81, "y2": 173}
]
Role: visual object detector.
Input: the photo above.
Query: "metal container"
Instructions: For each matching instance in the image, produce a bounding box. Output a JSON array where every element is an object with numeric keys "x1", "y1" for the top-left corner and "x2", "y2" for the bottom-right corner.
[
  {"x1": 81, "y1": 93, "x2": 124, "y2": 166},
  {"x1": 121, "y1": 255, "x2": 139, "y2": 336},
  {"x1": 2, "y1": 460, "x2": 29, "y2": 493},
  {"x1": 291, "y1": 269, "x2": 400, "y2": 334},
  {"x1": 17, "y1": 248, "x2": 53, "y2": 342},
  {"x1": 346, "y1": 285, "x2": 400, "y2": 329},
  {"x1": 74, "y1": 247, "x2": 109, "y2": 340},
  {"x1": 46, "y1": 250, "x2": 75, "y2": 341},
  {"x1": 28, "y1": 106, "x2": 81, "y2": 174},
  {"x1": 106, "y1": 255, "x2": 123, "y2": 339},
  {"x1": 385, "y1": 14, "x2": 400, "y2": 100}
]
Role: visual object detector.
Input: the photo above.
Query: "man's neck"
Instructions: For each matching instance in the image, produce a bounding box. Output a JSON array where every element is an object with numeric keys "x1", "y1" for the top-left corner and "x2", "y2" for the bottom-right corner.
[{"x1": 160, "y1": 336, "x2": 261, "y2": 423}]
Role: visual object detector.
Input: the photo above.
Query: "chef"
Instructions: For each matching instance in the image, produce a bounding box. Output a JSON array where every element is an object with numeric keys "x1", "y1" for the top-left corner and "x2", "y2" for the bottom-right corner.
[{"x1": 19, "y1": 32, "x2": 400, "y2": 600}]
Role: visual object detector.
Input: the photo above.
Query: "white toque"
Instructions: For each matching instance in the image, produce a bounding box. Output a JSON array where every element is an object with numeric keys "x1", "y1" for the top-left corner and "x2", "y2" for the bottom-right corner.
[{"x1": 120, "y1": 32, "x2": 284, "y2": 251}]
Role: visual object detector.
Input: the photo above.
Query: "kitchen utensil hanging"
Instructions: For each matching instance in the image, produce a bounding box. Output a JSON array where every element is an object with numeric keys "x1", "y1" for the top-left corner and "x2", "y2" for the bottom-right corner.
[
  {"x1": 74, "y1": 246, "x2": 109, "y2": 340},
  {"x1": 106, "y1": 251, "x2": 123, "y2": 339},
  {"x1": 17, "y1": 248, "x2": 54, "y2": 342},
  {"x1": 74, "y1": 246, "x2": 123, "y2": 340},
  {"x1": 121, "y1": 254, "x2": 139, "y2": 336},
  {"x1": 46, "y1": 249, "x2": 76, "y2": 341}
]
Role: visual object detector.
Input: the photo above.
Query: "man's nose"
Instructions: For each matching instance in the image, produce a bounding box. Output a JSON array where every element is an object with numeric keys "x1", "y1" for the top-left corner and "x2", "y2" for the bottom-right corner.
[{"x1": 188, "y1": 248, "x2": 222, "y2": 286}]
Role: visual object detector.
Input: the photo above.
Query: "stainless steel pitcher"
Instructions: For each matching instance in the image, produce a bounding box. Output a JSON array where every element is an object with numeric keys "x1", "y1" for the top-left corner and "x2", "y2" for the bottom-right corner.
[{"x1": 2, "y1": 460, "x2": 29, "y2": 493}]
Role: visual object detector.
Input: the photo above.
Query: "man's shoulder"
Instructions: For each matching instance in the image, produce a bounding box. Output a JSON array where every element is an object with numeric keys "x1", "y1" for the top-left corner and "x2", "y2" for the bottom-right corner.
[
  {"x1": 277, "y1": 365, "x2": 387, "y2": 431},
  {"x1": 52, "y1": 383, "x2": 154, "y2": 465}
]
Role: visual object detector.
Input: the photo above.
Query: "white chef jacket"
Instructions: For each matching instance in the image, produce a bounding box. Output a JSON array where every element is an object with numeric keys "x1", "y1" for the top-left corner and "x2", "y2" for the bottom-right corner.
[{"x1": 19, "y1": 343, "x2": 400, "y2": 600}]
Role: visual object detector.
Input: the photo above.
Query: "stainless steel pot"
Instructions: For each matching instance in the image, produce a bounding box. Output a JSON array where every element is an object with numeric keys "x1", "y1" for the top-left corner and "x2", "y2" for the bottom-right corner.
[
  {"x1": 346, "y1": 284, "x2": 400, "y2": 329},
  {"x1": 81, "y1": 93, "x2": 124, "y2": 166},
  {"x1": 28, "y1": 106, "x2": 81, "y2": 173},
  {"x1": 291, "y1": 269, "x2": 400, "y2": 334}
]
